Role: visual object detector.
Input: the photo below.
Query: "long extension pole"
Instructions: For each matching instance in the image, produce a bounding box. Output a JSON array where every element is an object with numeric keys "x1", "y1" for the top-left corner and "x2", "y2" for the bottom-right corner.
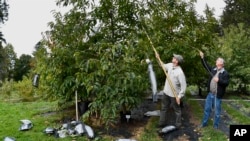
[
  {"x1": 143, "y1": 29, "x2": 178, "y2": 99},
  {"x1": 214, "y1": 85, "x2": 217, "y2": 127}
]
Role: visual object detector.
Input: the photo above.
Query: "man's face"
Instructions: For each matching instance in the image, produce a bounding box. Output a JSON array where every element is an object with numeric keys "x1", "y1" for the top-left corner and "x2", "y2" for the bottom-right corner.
[
  {"x1": 172, "y1": 57, "x2": 178, "y2": 66},
  {"x1": 216, "y1": 58, "x2": 224, "y2": 69}
]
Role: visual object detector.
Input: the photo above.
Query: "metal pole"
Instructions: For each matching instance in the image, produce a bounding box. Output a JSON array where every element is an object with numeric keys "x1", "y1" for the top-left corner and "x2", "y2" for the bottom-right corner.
[{"x1": 214, "y1": 79, "x2": 218, "y2": 128}]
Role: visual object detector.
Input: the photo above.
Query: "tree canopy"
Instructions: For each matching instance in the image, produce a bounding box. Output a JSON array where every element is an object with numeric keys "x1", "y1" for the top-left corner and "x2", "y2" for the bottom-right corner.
[
  {"x1": 221, "y1": 0, "x2": 250, "y2": 28},
  {"x1": 29, "y1": 0, "x2": 223, "y2": 125},
  {"x1": 0, "y1": 0, "x2": 8, "y2": 82},
  {"x1": 0, "y1": 0, "x2": 9, "y2": 43},
  {"x1": 218, "y1": 23, "x2": 250, "y2": 92}
]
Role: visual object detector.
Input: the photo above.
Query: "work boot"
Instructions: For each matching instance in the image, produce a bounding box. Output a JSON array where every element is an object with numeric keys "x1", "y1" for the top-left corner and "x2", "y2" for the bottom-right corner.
[
  {"x1": 213, "y1": 125, "x2": 219, "y2": 130},
  {"x1": 175, "y1": 123, "x2": 182, "y2": 129},
  {"x1": 197, "y1": 124, "x2": 206, "y2": 130}
]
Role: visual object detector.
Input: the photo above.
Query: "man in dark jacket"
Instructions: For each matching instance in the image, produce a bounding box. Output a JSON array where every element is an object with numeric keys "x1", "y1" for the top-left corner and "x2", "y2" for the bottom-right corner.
[{"x1": 199, "y1": 51, "x2": 230, "y2": 129}]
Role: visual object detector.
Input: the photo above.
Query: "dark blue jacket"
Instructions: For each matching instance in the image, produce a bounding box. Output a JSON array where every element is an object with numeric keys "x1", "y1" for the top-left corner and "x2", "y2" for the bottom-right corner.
[{"x1": 201, "y1": 58, "x2": 230, "y2": 98}]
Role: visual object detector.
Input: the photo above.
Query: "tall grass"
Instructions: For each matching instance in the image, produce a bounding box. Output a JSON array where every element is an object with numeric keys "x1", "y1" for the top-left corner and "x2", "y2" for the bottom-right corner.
[
  {"x1": 0, "y1": 77, "x2": 35, "y2": 102},
  {"x1": 223, "y1": 102, "x2": 250, "y2": 124}
]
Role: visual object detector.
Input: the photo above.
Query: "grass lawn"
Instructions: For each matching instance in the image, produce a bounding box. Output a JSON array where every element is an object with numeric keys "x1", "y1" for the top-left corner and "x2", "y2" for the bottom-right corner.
[
  {"x1": 1, "y1": 93, "x2": 250, "y2": 141},
  {"x1": 0, "y1": 101, "x2": 91, "y2": 141},
  {"x1": 187, "y1": 93, "x2": 250, "y2": 141},
  {"x1": 187, "y1": 99, "x2": 228, "y2": 141}
]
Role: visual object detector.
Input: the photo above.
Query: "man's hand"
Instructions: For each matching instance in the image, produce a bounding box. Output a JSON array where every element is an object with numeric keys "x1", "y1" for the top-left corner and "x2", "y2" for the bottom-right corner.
[
  {"x1": 176, "y1": 97, "x2": 180, "y2": 105},
  {"x1": 213, "y1": 77, "x2": 219, "y2": 82},
  {"x1": 199, "y1": 50, "x2": 204, "y2": 59}
]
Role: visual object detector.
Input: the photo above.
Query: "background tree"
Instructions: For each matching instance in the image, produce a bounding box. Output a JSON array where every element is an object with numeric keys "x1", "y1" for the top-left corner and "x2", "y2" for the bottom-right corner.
[
  {"x1": 3, "y1": 43, "x2": 17, "y2": 80},
  {"x1": 31, "y1": 40, "x2": 52, "y2": 97},
  {"x1": 13, "y1": 54, "x2": 32, "y2": 81},
  {"x1": 221, "y1": 0, "x2": 250, "y2": 28},
  {"x1": 0, "y1": 45, "x2": 8, "y2": 82},
  {"x1": 137, "y1": 1, "x2": 221, "y2": 92},
  {"x1": 220, "y1": 0, "x2": 250, "y2": 93},
  {"x1": 0, "y1": 0, "x2": 9, "y2": 83},
  {"x1": 0, "y1": 0, "x2": 9, "y2": 43},
  {"x1": 218, "y1": 23, "x2": 250, "y2": 93}
]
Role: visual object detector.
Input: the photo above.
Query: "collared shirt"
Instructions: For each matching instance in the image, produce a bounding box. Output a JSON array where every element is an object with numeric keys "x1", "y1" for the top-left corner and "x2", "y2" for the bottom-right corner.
[
  {"x1": 163, "y1": 63, "x2": 187, "y2": 98},
  {"x1": 210, "y1": 68, "x2": 225, "y2": 94}
]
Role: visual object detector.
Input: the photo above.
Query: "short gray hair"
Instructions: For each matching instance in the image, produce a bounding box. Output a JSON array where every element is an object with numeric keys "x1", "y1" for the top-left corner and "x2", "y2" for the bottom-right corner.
[{"x1": 217, "y1": 57, "x2": 225, "y2": 65}]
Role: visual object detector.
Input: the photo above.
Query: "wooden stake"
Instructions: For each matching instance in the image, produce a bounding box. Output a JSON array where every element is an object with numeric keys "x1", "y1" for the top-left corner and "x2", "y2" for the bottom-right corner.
[{"x1": 75, "y1": 90, "x2": 79, "y2": 121}]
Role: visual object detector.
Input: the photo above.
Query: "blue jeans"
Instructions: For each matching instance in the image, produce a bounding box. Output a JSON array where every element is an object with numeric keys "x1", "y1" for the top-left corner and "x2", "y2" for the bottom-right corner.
[{"x1": 201, "y1": 92, "x2": 222, "y2": 128}]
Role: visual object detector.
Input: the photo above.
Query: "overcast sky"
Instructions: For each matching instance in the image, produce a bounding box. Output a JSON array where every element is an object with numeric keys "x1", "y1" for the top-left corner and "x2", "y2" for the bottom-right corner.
[{"x1": 1, "y1": 0, "x2": 225, "y2": 57}]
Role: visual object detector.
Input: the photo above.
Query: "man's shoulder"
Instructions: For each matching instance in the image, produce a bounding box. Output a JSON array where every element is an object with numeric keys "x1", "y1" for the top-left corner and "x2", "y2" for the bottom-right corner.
[
  {"x1": 221, "y1": 68, "x2": 229, "y2": 74},
  {"x1": 166, "y1": 63, "x2": 173, "y2": 65},
  {"x1": 176, "y1": 67, "x2": 185, "y2": 73},
  {"x1": 223, "y1": 69, "x2": 229, "y2": 76},
  {"x1": 165, "y1": 63, "x2": 173, "y2": 68}
]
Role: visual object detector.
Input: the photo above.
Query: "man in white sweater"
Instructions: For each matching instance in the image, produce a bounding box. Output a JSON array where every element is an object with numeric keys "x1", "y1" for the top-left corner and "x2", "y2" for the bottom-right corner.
[{"x1": 158, "y1": 54, "x2": 187, "y2": 129}]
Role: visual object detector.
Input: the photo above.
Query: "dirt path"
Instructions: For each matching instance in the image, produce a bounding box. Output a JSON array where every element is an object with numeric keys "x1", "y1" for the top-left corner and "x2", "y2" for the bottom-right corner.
[
  {"x1": 57, "y1": 96, "x2": 236, "y2": 140},
  {"x1": 108, "y1": 99, "x2": 202, "y2": 141},
  {"x1": 38, "y1": 91, "x2": 250, "y2": 141}
]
